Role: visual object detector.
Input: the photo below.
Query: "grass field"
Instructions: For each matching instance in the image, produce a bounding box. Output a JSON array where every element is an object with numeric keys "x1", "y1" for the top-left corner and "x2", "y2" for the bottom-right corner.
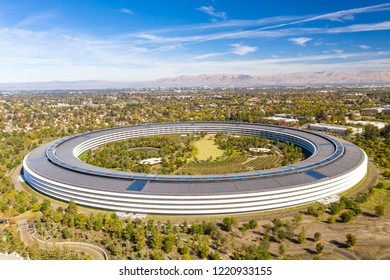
[{"x1": 192, "y1": 134, "x2": 224, "y2": 161}]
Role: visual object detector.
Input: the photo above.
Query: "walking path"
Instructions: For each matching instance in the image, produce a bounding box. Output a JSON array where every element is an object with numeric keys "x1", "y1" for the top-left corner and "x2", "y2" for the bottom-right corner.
[{"x1": 16, "y1": 216, "x2": 108, "y2": 260}]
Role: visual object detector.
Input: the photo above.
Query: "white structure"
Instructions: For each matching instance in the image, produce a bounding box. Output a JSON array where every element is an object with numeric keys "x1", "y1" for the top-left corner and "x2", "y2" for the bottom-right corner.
[
  {"x1": 361, "y1": 108, "x2": 383, "y2": 114},
  {"x1": 249, "y1": 148, "x2": 270, "y2": 153},
  {"x1": 308, "y1": 123, "x2": 362, "y2": 135},
  {"x1": 346, "y1": 120, "x2": 387, "y2": 129},
  {"x1": 264, "y1": 116, "x2": 299, "y2": 123},
  {"x1": 139, "y1": 157, "x2": 162, "y2": 165}
]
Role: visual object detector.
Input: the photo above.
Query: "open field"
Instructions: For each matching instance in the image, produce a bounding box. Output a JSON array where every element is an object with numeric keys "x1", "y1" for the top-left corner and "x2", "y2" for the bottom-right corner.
[{"x1": 192, "y1": 134, "x2": 224, "y2": 161}]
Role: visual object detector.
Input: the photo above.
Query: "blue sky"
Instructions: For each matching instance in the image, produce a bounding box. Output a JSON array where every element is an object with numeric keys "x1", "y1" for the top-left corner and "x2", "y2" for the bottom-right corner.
[{"x1": 0, "y1": 0, "x2": 389, "y2": 82}]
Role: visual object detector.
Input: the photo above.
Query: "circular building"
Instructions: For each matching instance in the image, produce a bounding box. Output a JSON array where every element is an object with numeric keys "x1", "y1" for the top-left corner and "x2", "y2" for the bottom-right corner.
[{"x1": 23, "y1": 122, "x2": 367, "y2": 215}]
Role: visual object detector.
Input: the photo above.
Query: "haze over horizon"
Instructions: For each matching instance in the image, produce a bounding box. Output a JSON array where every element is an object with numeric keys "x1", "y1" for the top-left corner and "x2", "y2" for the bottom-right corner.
[{"x1": 1, "y1": 0, "x2": 390, "y2": 83}]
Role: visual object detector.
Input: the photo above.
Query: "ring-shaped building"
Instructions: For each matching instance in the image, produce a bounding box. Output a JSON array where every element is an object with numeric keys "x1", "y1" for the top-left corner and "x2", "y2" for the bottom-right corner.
[{"x1": 23, "y1": 122, "x2": 367, "y2": 215}]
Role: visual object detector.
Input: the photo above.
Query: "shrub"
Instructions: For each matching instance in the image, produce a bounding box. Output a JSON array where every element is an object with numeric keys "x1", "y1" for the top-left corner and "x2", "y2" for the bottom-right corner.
[
  {"x1": 345, "y1": 233, "x2": 356, "y2": 248},
  {"x1": 375, "y1": 204, "x2": 385, "y2": 217},
  {"x1": 340, "y1": 210, "x2": 355, "y2": 223}
]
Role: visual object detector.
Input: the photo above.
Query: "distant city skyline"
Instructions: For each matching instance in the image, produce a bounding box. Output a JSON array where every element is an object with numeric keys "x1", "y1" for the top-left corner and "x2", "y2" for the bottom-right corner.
[{"x1": 0, "y1": 0, "x2": 389, "y2": 83}]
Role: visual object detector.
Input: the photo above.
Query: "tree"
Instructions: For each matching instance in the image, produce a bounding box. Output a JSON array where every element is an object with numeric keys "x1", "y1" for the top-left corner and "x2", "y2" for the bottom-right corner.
[
  {"x1": 307, "y1": 206, "x2": 319, "y2": 217},
  {"x1": 248, "y1": 219, "x2": 258, "y2": 229},
  {"x1": 67, "y1": 199, "x2": 78, "y2": 215},
  {"x1": 345, "y1": 128, "x2": 354, "y2": 136},
  {"x1": 210, "y1": 251, "x2": 221, "y2": 260},
  {"x1": 328, "y1": 203, "x2": 341, "y2": 215},
  {"x1": 363, "y1": 124, "x2": 380, "y2": 141},
  {"x1": 198, "y1": 242, "x2": 210, "y2": 258},
  {"x1": 278, "y1": 244, "x2": 285, "y2": 259},
  {"x1": 345, "y1": 233, "x2": 356, "y2": 248},
  {"x1": 32, "y1": 202, "x2": 41, "y2": 212},
  {"x1": 277, "y1": 229, "x2": 287, "y2": 242},
  {"x1": 316, "y1": 243, "x2": 324, "y2": 255},
  {"x1": 292, "y1": 213, "x2": 302, "y2": 227},
  {"x1": 222, "y1": 217, "x2": 237, "y2": 232},
  {"x1": 374, "y1": 204, "x2": 385, "y2": 217},
  {"x1": 40, "y1": 199, "x2": 51, "y2": 214},
  {"x1": 340, "y1": 210, "x2": 355, "y2": 223},
  {"x1": 297, "y1": 228, "x2": 306, "y2": 244},
  {"x1": 381, "y1": 124, "x2": 390, "y2": 144},
  {"x1": 180, "y1": 244, "x2": 189, "y2": 255},
  {"x1": 314, "y1": 232, "x2": 321, "y2": 242},
  {"x1": 327, "y1": 216, "x2": 336, "y2": 224}
]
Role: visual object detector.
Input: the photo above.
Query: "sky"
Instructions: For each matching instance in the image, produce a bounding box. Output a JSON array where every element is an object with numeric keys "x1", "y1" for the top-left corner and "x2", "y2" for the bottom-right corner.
[{"x1": 0, "y1": 0, "x2": 390, "y2": 83}]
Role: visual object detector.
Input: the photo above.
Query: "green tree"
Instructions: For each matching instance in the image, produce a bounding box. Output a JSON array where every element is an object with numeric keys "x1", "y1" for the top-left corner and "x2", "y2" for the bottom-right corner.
[
  {"x1": 292, "y1": 214, "x2": 302, "y2": 227},
  {"x1": 328, "y1": 203, "x2": 341, "y2": 215},
  {"x1": 248, "y1": 219, "x2": 258, "y2": 229},
  {"x1": 340, "y1": 210, "x2": 355, "y2": 223},
  {"x1": 297, "y1": 228, "x2": 306, "y2": 244},
  {"x1": 210, "y1": 251, "x2": 221, "y2": 260},
  {"x1": 67, "y1": 199, "x2": 78, "y2": 215},
  {"x1": 327, "y1": 216, "x2": 336, "y2": 224},
  {"x1": 40, "y1": 199, "x2": 51, "y2": 214},
  {"x1": 278, "y1": 244, "x2": 285, "y2": 259},
  {"x1": 375, "y1": 204, "x2": 385, "y2": 217},
  {"x1": 363, "y1": 124, "x2": 380, "y2": 141},
  {"x1": 314, "y1": 232, "x2": 321, "y2": 242},
  {"x1": 32, "y1": 202, "x2": 41, "y2": 212},
  {"x1": 179, "y1": 244, "x2": 189, "y2": 255},
  {"x1": 222, "y1": 217, "x2": 237, "y2": 232},
  {"x1": 316, "y1": 242, "x2": 324, "y2": 255},
  {"x1": 345, "y1": 233, "x2": 356, "y2": 248},
  {"x1": 198, "y1": 242, "x2": 210, "y2": 258}
]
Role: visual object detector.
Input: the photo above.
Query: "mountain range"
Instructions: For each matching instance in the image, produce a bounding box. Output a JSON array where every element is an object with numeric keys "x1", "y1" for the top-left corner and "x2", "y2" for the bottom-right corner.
[{"x1": 1, "y1": 70, "x2": 390, "y2": 91}]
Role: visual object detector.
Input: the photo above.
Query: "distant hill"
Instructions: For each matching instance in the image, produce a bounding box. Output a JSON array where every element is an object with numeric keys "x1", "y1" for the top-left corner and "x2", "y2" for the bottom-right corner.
[
  {"x1": 152, "y1": 71, "x2": 390, "y2": 88},
  {"x1": 1, "y1": 70, "x2": 390, "y2": 90}
]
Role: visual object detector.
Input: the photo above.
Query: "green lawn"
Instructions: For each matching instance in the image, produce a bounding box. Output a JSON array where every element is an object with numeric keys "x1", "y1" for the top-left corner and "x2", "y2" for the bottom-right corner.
[{"x1": 192, "y1": 134, "x2": 224, "y2": 161}]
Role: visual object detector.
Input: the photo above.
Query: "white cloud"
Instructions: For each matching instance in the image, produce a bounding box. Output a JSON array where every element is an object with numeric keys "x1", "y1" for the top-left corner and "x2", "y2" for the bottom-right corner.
[
  {"x1": 192, "y1": 53, "x2": 225, "y2": 60},
  {"x1": 230, "y1": 44, "x2": 257, "y2": 55},
  {"x1": 289, "y1": 37, "x2": 312, "y2": 46},
  {"x1": 359, "y1": 44, "x2": 370, "y2": 49},
  {"x1": 300, "y1": 3, "x2": 390, "y2": 23},
  {"x1": 16, "y1": 11, "x2": 57, "y2": 27},
  {"x1": 133, "y1": 21, "x2": 390, "y2": 45},
  {"x1": 118, "y1": 8, "x2": 134, "y2": 15},
  {"x1": 197, "y1": 6, "x2": 227, "y2": 20}
]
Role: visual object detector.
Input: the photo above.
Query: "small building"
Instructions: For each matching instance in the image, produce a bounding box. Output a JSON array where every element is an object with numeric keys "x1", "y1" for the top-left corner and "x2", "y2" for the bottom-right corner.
[
  {"x1": 307, "y1": 123, "x2": 362, "y2": 135},
  {"x1": 361, "y1": 108, "x2": 383, "y2": 115},
  {"x1": 139, "y1": 157, "x2": 162, "y2": 166},
  {"x1": 249, "y1": 148, "x2": 271, "y2": 153},
  {"x1": 264, "y1": 116, "x2": 299, "y2": 123},
  {"x1": 346, "y1": 120, "x2": 387, "y2": 129}
]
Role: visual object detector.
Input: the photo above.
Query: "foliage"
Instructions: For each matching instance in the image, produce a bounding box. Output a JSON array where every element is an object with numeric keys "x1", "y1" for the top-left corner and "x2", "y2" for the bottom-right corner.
[
  {"x1": 222, "y1": 217, "x2": 237, "y2": 232},
  {"x1": 345, "y1": 233, "x2": 357, "y2": 248},
  {"x1": 316, "y1": 242, "x2": 324, "y2": 255},
  {"x1": 374, "y1": 204, "x2": 385, "y2": 217},
  {"x1": 314, "y1": 232, "x2": 321, "y2": 242},
  {"x1": 339, "y1": 210, "x2": 355, "y2": 223},
  {"x1": 297, "y1": 228, "x2": 306, "y2": 244}
]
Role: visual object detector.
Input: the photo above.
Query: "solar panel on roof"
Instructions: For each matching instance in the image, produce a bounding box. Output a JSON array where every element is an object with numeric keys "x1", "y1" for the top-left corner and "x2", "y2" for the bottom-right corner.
[{"x1": 305, "y1": 170, "x2": 327, "y2": 180}]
